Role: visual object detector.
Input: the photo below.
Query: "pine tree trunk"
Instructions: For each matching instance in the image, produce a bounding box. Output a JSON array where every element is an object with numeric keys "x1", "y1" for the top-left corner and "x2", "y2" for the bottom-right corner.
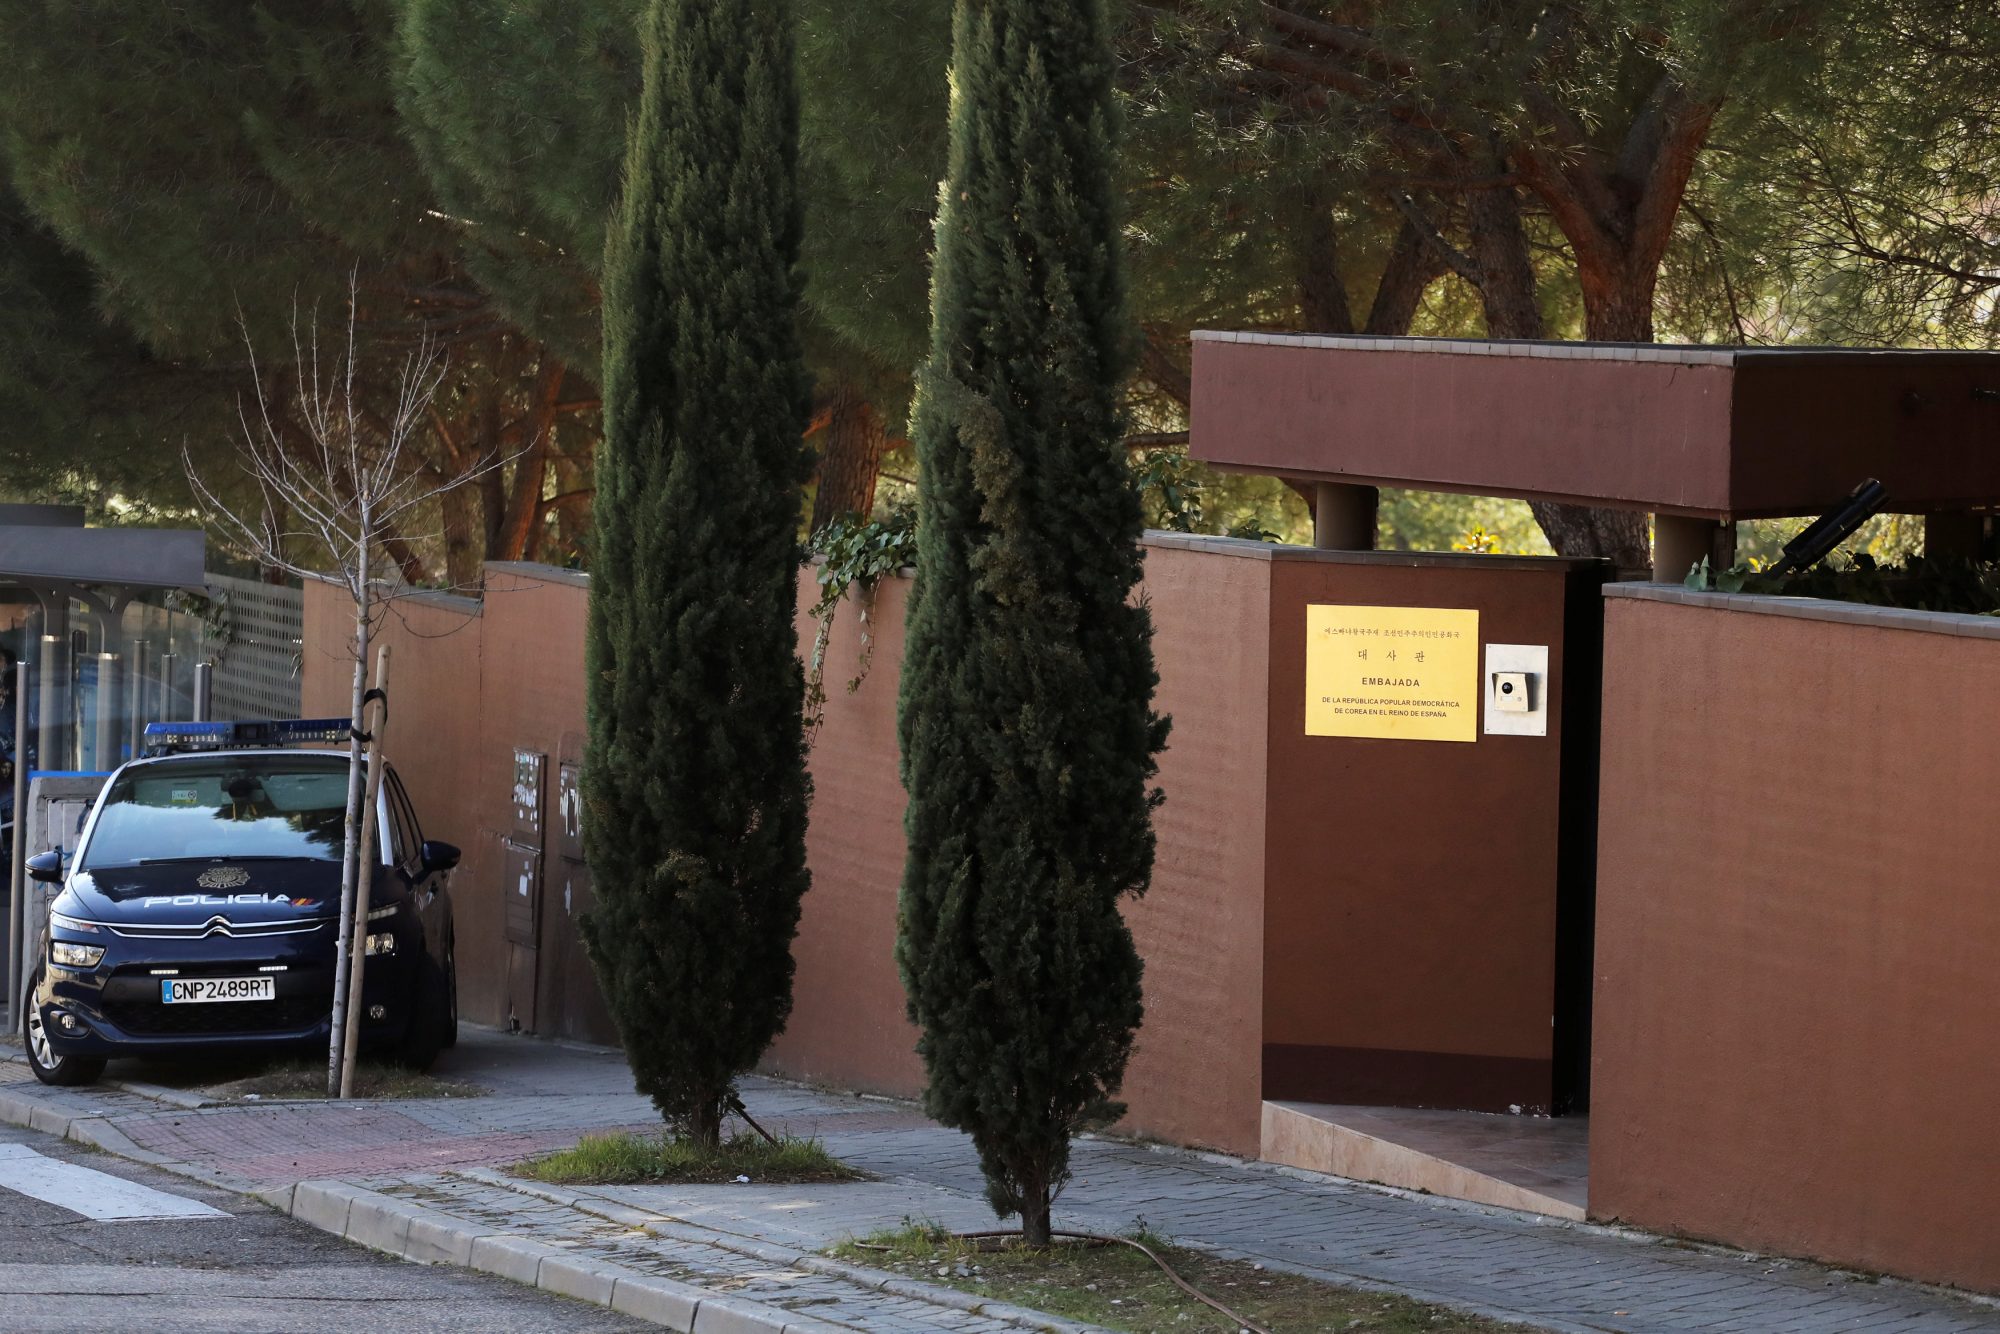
[
  {"x1": 1295, "y1": 198, "x2": 1355, "y2": 334},
  {"x1": 1362, "y1": 219, "x2": 1445, "y2": 336},
  {"x1": 440, "y1": 486, "x2": 483, "y2": 587},
  {"x1": 1465, "y1": 173, "x2": 1545, "y2": 342},
  {"x1": 809, "y1": 384, "x2": 886, "y2": 531},
  {"x1": 1559, "y1": 259, "x2": 1658, "y2": 572},
  {"x1": 494, "y1": 354, "x2": 565, "y2": 560},
  {"x1": 1579, "y1": 264, "x2": 1658, "y2": 345},
  {"x1": 1468, "y1": 176, "x2": 1651, "y2": 571}
]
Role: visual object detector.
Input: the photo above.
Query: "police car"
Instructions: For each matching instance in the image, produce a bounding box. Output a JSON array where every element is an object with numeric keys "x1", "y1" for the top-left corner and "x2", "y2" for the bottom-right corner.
[{"x1": 19, "y1": 719, "x2": 459, "y2": 1085}]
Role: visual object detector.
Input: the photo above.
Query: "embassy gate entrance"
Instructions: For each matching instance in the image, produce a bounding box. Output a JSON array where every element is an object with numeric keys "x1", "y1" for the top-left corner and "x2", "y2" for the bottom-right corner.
[{"x1": 1190, "y1": 332, "x2": 2000, "y2": 1217}]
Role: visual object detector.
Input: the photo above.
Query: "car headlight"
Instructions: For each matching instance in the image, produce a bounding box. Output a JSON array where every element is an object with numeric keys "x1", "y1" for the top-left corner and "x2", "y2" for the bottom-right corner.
[
  {"x1": 364, "y1": 931, "x2": 397, "y2": 956},
  {"x1": 51, "y1": 941, "x2": 104, "y2": 969},
  {"x1": 50, "y1": 912, "x2": 100, "y2": 934},
  {"x1": 367, "y1": 903, "x2": 400, "y2": 922}
]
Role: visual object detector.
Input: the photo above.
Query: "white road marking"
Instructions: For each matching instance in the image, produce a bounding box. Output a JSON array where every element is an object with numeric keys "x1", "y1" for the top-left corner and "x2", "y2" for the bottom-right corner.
[{"x1": 0, "y1": 1143, "x2": 226, "y2": 1220}]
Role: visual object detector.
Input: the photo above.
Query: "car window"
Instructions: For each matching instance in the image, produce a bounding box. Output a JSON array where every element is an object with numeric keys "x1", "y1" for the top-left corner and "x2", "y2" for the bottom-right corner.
[
  {"x1": 387, "y1": 771, "x2": 423, "y2": 866},
  {"x1": 78, "y1": 755, "x2": 350, "y2": 870},
  {"x1": 373, "y1": 781, "x2": 408, "y2": 867}
]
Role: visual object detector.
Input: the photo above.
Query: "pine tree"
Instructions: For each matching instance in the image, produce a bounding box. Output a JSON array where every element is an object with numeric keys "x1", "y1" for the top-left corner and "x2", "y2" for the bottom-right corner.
[
  {"x1": 580, "y1": 0, "x2": 814, "y2": 1148},
  {"x1": 896, "y1": 0, "x2": 1168, "y2": 1248}
]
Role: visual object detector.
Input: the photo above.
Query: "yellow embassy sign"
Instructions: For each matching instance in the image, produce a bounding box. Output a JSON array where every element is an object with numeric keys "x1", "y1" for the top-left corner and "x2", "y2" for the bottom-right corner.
[{"x1": 1304, "y1": 604, "x2": 1480, "y2": 743}]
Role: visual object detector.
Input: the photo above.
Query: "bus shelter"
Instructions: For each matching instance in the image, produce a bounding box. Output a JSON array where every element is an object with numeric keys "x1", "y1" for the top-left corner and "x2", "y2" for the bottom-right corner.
[{"x1": 0, "y1": 504, "x2": 207, "y2": 1028}]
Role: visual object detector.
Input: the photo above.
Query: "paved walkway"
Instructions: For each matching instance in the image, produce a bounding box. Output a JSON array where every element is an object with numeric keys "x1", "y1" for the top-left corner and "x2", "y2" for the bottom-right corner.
[{"x1": 3, "y1": 1027, "x2": 1997, "y2": 1333}]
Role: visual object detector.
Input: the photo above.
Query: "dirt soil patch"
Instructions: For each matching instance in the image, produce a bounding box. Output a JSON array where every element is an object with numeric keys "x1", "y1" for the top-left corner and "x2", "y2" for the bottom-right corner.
[
  {"x1": 832, "y1": 1224, "x2": 1533, "y2": 1333},
  {"x1": 114, "y1": 1053, "x2": 483, "y2": 1101}
]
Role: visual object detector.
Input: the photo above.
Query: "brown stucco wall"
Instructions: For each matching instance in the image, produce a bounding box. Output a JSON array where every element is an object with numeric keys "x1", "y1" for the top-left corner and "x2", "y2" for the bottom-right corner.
[
  {"x1": 299, "y1": 581, "x2": 497, "y2": 1019},
  {"x1": 1258, "y1": 551, "x2": 1601, "y2": 1114},
  {"x1": 1115, "y1": 541, "x2": 1270, "y2": 1154},
  {"x1": 1592, "y1": 589, "x2": 2000, "y2": 1294},
  {"x1": 767, "y1": 540, "x2": 1273, "y2": 1155},
  {"x1": 763, "y1": 575, "x2": 925, "y2": 1097},
  {"x1": 304, "y1": 544, "x2": 1274, "y2": 1156}
]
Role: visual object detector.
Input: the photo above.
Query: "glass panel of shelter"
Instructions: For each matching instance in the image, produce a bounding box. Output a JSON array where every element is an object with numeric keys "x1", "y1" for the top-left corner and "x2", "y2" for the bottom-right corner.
[{"x1": 0, "y1": 591, "x2": 210, "y2": 776}]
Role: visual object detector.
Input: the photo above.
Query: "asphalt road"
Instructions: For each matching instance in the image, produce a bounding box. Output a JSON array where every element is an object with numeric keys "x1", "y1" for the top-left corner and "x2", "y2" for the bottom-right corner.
[{"x1": 0, "y1": 1121, "x2": 649, "y2": 1333}]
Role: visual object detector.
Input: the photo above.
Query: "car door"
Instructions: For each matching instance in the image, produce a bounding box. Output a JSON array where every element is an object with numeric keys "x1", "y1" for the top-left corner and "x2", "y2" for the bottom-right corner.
[{"x1": 384, "y1": 770, "x2": 446, "y2": 955}]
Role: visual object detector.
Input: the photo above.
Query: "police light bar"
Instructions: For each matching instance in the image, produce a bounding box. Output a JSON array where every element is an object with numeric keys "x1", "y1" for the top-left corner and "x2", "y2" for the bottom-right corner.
[{"x1": 142, "y1": 718, "x2": 352, "y2": 756}]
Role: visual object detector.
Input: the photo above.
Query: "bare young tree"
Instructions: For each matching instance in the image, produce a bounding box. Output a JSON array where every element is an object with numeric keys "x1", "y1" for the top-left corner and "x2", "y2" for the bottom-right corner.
[{"x1": 184, "y1": 276, "x2": 494, "y2": 1096}]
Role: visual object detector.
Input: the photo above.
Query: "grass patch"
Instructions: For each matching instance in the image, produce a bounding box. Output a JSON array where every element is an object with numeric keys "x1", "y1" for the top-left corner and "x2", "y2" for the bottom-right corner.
[
  {"x1": 832, "y1": 1222, "x2": 1529, "y2": 1333},
  {"x1": 513, "y1": 1130, "x2": 863, "y2": 1186}
]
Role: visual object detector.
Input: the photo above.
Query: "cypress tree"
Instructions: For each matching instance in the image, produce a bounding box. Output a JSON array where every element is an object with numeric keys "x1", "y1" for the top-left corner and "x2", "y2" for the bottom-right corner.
[
  {"x1": 582, "y1": 0, "x2": 813, "y2": 1147},
  {"x1": 897, "y1": 0, "x2": 1168, "y2": 1247}
]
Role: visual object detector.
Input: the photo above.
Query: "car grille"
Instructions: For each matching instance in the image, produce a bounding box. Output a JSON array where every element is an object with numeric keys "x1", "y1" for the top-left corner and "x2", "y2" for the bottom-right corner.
[
  {"x1": 107, "y1": 919, "x2": 328, "y2": 940},
  {"x1": 102, "y1": 995, "x2": 327, "y2": 1037}
]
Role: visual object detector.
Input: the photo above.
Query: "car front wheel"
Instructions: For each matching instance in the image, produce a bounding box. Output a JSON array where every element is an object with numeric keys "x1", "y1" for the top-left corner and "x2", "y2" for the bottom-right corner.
[{"x1": 22, "y1": 976, "x2": 106, "y2": 1087}]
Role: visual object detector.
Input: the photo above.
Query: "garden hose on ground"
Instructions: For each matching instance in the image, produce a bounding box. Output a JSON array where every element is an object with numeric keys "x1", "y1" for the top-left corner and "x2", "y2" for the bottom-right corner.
[{"x1": 953, "y1": 1228, "x2": 1275, "y2": 1334}]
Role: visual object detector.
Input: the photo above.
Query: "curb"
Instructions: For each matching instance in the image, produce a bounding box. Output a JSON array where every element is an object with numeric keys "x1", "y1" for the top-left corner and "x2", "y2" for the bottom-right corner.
[
  {"x1": 0, "y1": 1075, "x2": 843, "y2": 1332},
  {"x1": 283, "y1": 1178, "x2": 843, "y2": 1332},
  {"x1": 460, "y1": 1167, "x2": 1099, "y2": 1334},
  {"x1": 0, "y1": 1076, "x2": 1094, "y2": 1333}
]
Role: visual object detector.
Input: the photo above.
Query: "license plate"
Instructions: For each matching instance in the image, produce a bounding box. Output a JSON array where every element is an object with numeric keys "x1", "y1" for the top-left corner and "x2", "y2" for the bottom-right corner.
[{"x1": 160, "y1": 976, "x2": 276, "y2": 1004}]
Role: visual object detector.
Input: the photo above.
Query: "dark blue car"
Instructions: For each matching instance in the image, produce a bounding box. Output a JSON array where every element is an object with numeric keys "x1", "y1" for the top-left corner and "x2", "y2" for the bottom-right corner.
[{"x1": 20, "y1": 737, "x2": 459, "y2": 1086}]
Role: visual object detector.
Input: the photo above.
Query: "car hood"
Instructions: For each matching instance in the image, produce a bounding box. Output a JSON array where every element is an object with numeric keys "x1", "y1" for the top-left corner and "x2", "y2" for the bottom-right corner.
[{"x1": 59, "y1": 862, "x2": 352, "y2": 926}]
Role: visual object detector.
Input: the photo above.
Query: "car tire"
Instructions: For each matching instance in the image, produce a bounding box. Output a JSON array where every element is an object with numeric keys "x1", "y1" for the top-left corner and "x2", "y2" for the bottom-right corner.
[
  {"x1": 22, "y1": 976, "x2": 106, "y2": 1088},
  {"x1": 393, "y1": 954, "x2": 451, "y2": 1072}
]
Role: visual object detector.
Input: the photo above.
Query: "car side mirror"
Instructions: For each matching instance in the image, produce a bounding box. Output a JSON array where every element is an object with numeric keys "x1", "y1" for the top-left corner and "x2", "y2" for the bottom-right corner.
[
  {"x1": 421, "y1": 840, "x2": 461, "y2": 873},
  {"x1": 25, "y1": 850, "x2": 62, "y2": 884}
]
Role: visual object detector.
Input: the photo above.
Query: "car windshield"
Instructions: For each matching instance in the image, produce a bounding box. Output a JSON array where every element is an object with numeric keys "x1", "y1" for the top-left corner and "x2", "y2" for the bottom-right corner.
[{"x1": 78, "y1": 755, "x2": 350, "y2": 870}]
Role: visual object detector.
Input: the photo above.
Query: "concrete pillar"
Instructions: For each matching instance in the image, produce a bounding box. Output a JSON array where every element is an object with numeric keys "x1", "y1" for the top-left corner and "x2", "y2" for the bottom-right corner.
[
  {"x1": 1652, "y1": 514, "x2": 1723, "y2": 584},
  {"x1": 158, "y1": 652, "x2": 178, "y2": 723},
  {"x1": 1313, "y1": 482, "x2": 1377, "y2": 551},
  {"x1": 1926, "y1": 510, "x2": 1986, "y2": 563},
  {"x1": 127, "y1": 638, "x2": 150, "y2": 755},
  {"x1": 192, "y1": 663, "x2": 213, "y2": 722},
  {"x1": 90, "y1": 652, "x2": 121, "y2": 771},
  {"x1": 36, "y1": 632, "x2": 68, "y2": 772}
]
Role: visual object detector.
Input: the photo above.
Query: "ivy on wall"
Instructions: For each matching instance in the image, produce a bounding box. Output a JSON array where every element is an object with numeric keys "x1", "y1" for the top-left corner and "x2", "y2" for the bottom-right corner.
[{"x1": 802, "y1": 504, "x2": 919, "y2": 737}]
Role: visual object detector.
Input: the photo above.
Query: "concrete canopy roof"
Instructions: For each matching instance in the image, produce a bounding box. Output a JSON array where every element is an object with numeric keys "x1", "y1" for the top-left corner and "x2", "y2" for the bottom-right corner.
[
  {"x1": 0, "y1": 524, "x2": 206, "y2": 592},
  {"x1": 1189, "y1": 331, "x2": 2000, "y2": 520}
]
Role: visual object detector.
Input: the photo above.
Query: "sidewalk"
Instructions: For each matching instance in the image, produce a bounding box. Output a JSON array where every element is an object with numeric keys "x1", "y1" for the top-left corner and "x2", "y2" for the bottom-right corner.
[{"x1": 3, "y1": 1026, "x2": 1996, "y2": 1333}]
